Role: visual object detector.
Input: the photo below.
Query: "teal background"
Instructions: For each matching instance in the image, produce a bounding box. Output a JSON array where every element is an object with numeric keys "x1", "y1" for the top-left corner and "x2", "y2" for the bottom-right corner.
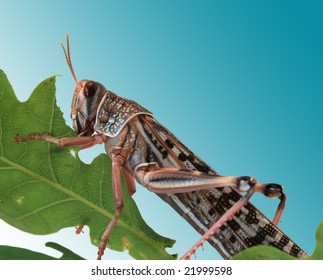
[{"x1": 0, "y1": 0, "x2": 322, "y2": 259}]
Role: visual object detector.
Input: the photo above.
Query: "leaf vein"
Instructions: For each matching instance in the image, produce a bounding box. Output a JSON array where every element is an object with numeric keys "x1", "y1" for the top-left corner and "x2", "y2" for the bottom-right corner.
[
  {"x1": 7, "y1": 180, "x2": 39, "y2": 194},
  {"x1": 47, "y1": 94, "x2": 58, "y2": 183},
  {"x1": 0, "y1": 166, "x2": 14, "y2": 170},
  {"x1": 14, "y1": 198, "x2": 77, "y2": 220}
]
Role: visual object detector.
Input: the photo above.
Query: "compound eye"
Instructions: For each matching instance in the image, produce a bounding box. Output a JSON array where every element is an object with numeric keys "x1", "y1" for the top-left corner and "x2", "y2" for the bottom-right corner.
[{"x1": 84, "y1": 81, "x2": 97, "y2": 97}]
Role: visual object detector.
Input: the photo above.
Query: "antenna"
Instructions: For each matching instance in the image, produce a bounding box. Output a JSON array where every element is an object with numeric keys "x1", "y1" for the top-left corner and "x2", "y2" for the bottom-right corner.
[{"x1": 61, "y1": 33, "x2": 78, "y2": 83}]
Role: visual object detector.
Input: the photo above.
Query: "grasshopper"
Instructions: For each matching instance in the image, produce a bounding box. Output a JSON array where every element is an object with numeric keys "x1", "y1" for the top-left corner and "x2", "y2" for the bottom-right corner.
[{"x1": 14, "y1": 34, "x2": 306, "y2": 260}]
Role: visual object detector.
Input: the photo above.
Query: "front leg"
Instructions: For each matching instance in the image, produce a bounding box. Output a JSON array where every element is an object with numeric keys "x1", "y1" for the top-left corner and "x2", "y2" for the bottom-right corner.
[
  {"x1": 13, "y1": 133, "x2": 107, "y2": 149},
  {"x1": 14, "y1": 134, "x2": 136, "y2": 259}
]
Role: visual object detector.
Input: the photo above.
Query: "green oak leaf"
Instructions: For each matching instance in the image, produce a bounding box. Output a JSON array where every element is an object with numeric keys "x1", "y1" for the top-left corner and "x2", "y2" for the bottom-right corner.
[
  {"x1": 232, "y1": 245, "x2": 297, "y2": 260},
  {"x1": 307, "y1": 221, "x2": 323, "y2": 260},
  {"x1": 0, "y1": 242, "x2": 84, "y2": 260},
  {"x1": 0, "y1": 70, "x2": 176, "y2": 260},
  {"x1": 232, "y1": 221, "x2": 323, "y2": 260}
]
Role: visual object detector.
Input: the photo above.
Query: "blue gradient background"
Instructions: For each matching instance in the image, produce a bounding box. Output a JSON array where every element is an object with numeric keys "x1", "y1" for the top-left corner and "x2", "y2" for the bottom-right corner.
[{"x1": 0, "y1": 1, "x2": 322, "y2": 260}]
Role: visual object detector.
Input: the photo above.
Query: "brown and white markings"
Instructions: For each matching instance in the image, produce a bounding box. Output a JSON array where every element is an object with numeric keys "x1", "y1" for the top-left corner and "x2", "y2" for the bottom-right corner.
[{"x1": 14, "y1": 34, "x2": 307, "y2": 260}]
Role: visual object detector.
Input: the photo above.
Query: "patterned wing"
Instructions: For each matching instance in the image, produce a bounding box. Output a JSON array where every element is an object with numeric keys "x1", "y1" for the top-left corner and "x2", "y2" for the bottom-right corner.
[{"x1": 137, "y1": 115, "x2": 306, "y2": 259}]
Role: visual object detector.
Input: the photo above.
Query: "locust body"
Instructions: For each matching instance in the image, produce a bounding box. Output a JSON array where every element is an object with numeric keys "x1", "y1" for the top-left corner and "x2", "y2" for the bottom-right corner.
[{"x1": 14, "y1": 35, "x2": 307, "y2": 260}]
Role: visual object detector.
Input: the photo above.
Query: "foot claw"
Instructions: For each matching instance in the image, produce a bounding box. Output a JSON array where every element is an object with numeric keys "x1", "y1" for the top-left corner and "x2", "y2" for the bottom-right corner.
[
  {"x1": 75, "y1": 225, "x2": 84, "y2": 234},
  {"x1": 97, "y1": 246, "x2": 105, "y2": 260},
  {"x1": 13, "y1": 136, "x2": 27, "y2": 142}
]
